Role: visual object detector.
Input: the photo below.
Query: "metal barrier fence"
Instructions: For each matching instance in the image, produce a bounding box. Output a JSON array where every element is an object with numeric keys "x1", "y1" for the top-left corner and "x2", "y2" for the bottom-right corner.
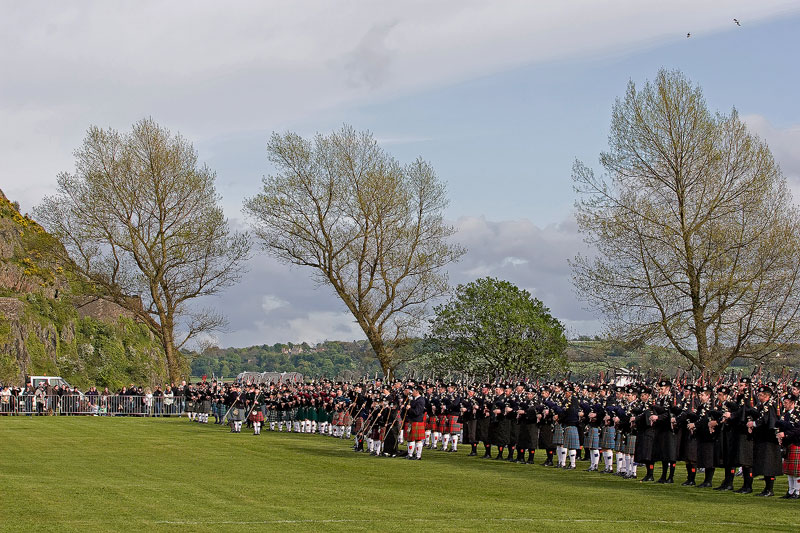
[{"x1": 0, "y1": 394, "x2": 186, "y2": 416}]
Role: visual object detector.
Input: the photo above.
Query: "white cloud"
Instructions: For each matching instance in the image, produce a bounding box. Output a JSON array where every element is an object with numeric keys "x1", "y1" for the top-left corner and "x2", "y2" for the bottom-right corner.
[
  {"x1": 742, "y1": 114, "x2": 800, "y2": 204},
  {"x1": 743, "y1": 114, "x2": 800, "y2": 179},
  {"x1": 261, "y1": 294, "x2": 288, "y2": 314},
  {"x1": 451, "y1": 215, "x2": 601, "y2": 335},
  {"x1": 3, "y1": 1, "x2": 796, "y2": 211}
]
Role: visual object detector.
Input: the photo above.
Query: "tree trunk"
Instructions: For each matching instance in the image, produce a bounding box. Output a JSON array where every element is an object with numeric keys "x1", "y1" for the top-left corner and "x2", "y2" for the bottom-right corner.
[{"x1": 159, "y1": 317, "x2": 182, "y2": 383}]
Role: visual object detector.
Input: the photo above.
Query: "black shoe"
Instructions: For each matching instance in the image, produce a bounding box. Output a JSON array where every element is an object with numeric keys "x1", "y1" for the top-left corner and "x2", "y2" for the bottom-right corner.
[
  {"x1": 565, "y1": 465, "x2": 576, "y2": 470},
  {"x1": 656, "y1": 478, "x2": 667, "y2": 484},
  {"x1": 696, "y1": 482, "x2": 713, "y2": 488},
  {"x1": 585, "y1": 466, "x2": 597, "y2": 472},
  {"x1": 482, "y1": 453, "x2": 492, "y2": 459},
  {"x1": 681, "y1": 480, "x2": 695, "y2": 487},
  {"x1": 468, "y1": 451, "x2": 477, "y2": 457},
  {"x1": 494, "y1": 453, "x2": 504, "y2": 460},
  {"x1": 664, "y1": 478, "x2": 674, "y2": 484},
  {"x1": 542, "y1": 460, "x2": 553, "y2": 467},
  {"x1": 791, "y1": 493, "x2": 799, "y2": 499},
  {"x1": 641, "y1": 475, "x2": 655, "y2": 482},
  {"x1": 756, "y1": 490, "x2": 774, "y2": 497},
  {"x1": 734, "y1": 487, "x2": 752, "y2": 494},
  {"x1": 714, "y1": 484, "x2": 733, "y2": 492},
  {"x1": 779, "y1": 492, "x2": 794, "y2": 499}
]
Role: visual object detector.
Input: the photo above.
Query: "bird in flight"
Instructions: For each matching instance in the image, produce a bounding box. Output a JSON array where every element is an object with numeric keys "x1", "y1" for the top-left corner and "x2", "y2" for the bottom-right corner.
[
  {"x1": 734, "y1": 19, "x2": 741, "y2": 26},
  {"x1": 687, "y1": 32, "x2": 691, "y2": 38}
]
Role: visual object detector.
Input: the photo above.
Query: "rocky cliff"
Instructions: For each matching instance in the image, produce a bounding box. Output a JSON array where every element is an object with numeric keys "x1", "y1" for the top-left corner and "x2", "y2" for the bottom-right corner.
[{"x1": 0, "y1": 189, "x2": 167, "y2": 387}]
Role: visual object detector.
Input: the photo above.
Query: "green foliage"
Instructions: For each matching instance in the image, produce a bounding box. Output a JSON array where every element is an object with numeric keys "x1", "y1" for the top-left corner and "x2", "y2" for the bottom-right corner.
[
  {"x1": 1, "y1": 191, "x2": 64, "y2": 290},
  {"x1": 189, "y1": 340, "x2": 383, "y2": 379},
  {"x1": 428, "y1": 277, "x2": 568, "y2": 378}
]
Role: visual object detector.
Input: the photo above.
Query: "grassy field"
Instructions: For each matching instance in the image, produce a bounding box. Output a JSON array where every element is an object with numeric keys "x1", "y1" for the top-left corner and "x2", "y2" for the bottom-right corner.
[{"x1": 0, "y1": 417, "x2": 797, "y2": 533}]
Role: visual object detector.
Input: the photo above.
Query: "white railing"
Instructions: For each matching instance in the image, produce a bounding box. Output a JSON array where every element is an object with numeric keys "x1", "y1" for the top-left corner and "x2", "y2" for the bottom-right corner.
[{"x1": 0, "y1": 394, "x2": 186, "y2": 416}]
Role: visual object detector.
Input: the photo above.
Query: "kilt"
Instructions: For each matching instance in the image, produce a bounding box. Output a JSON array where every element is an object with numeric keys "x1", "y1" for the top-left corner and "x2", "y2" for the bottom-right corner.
[
  {"x1": 509, "y1": 420, "x2": 520, "y2": 447},
  {"x1": 424, "y1": 412, "x2": 433, "y2": 430},
  {"x1": 343, "y1": 412, "x2": 353, "y2": 426},
  {"x1": 249, "y1": 409, "x2": 265, "y2": 423},
  {"x1": 353, "y1": 416, "x2": 364, "y2": 433},
  {"x1": 538, "y1": 424, "x2": 554, "y2": 449},
  {"x1": 185, "y1": 400, "x2": 195, "y2": 413},
  {"x1": 200, "y1": 400, "x2": 211, "y2": 414},
  {"x1": 229, "y1": 407, "x2": 244, "y2": 422},
  {"x1": 614, "y1": 431, "x2": 624, "y2": 452},
  {"x1": 370, "y1": 425, "x2": 381, "y2": 440},
  {"x1": 696, "y1": 440, "x2": 716, "y2": 469},
  {"x1": 624, "y1": 434, "x2": 637, "y2": 455},
  {"x1": 680, "y1": 434, "x2": 698, "y2": 463},
  {"x1": 476, "y1": 418, "x2": 490, "y2": 443},
  {"x1": 332, "y1": 411, "x2": 344, "y2": 426},
  {"x1": 731, "y1": 432, "x2": 754, "y2": 467},
  {"x1": 552, "y1": 423, "x2": 564, "y2": 446},
  {"x1": 463, "y1": 419, "x2": 478, "y2": 444},
  {"x1": 489, "y1": 419, "x2": 511, "y2": 446},
  {"x1": 586, "y1": 427, "x2": 600, "y2": 450},
  {"x1": 408, "y1": 421, "x2": 426, "y2": 442},
  {"x1": 753, "y1": 440, "x2": 783, "y2": 477},
  {"x1": 600, "y1": 426, "x2": 616, "y2": 450},
  {"x1": 517, "y1": 423, "x2": 539, "y2": 450},
  {"x1": 444, "y1": 415, "x2": 462, "y2": 434},
  {"x1": 563, "y1": 425, "x2": 580, "y2": 450},
  {"x1": 266, "y1": 409, "x2": 278, "y2": 423},
  {"x1": 783, "y1": 444, "x2": 800, "y2": 476}
]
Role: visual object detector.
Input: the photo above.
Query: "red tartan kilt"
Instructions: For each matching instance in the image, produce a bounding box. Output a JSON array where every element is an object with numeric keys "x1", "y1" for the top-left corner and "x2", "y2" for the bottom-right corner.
[
  {"x1": 353, "y1": 417, "x2": 364, "y2": 433},
  {"x1": 445, "y1": 415, "x2": 461, "y2": 434},
  {"x1": 332, "y1": 412, "x2": 343, "y2": 425},
  {"x1": 784, "y1": 444, "x2": 800, "y2": 476},
  {"x1": 343, "y1": 413, "x2": 353, "y2": 426},
  {"x1": 408, "y1": 421, "x2": 426, "y2": 442},
  {"x1": 424, "y1": 412, "x2": 433, "y2": 430},
  {"x1": 249, "y1": 411, "x2": 264, "y2": 422},
  {"x1": 403, "y1": 422, "x2": 410, "y2": 435}
]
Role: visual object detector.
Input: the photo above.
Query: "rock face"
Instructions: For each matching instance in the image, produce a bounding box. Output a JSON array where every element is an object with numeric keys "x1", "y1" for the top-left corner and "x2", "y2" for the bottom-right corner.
[{"x1": 0, "y1": 189, "x2": 166, "y2": 387}]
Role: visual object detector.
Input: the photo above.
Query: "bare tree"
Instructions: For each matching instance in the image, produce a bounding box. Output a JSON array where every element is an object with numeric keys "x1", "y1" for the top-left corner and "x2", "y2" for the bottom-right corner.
[
  {"x1": 244, "y1": 126, "x2": 464, "y2": 375},
  {"x1": 35, "y1": 118, "x2": 251, "y2": 381},
  {"x1": 572, "y1": 69, "x2": 800, "y2": 374}
]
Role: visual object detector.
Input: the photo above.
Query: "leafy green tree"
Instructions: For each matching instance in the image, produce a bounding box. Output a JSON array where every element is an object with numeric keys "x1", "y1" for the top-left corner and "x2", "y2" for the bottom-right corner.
[
  {"x1": 572, "y1": 69, "x2": 800, "y2": 374},
  {"x1": 428, "y1": 277, "x2": 568, "y2": 378}
]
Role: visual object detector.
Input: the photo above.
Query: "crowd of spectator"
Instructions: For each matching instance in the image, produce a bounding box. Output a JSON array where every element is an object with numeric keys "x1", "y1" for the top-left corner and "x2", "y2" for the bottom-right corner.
[{"x1": 0, "y1": 381, "x2": 193, "y2": 416}]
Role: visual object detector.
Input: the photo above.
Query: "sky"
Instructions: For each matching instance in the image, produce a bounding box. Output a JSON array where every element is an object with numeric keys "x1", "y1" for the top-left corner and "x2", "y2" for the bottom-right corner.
[{"x1": 2, "y1": 1, "x2": 800, "y2": 348}]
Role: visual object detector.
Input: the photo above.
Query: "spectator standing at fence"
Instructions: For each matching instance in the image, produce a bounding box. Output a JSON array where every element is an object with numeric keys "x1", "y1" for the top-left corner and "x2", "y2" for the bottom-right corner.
[
  {"x1": 153, "y1": 386, "x2": 163, "y2": 416},
  {"x1": 144, "y1": 387, "x2": 153, "y2": 416},
  {"x1": 163, "y1": 386, "x2": 174, "y2": 416},
  {"x1": 35, "y1": 383, "x2": 46, "y2": 416},
  {"x1": 0, "y1": 385, "x2": 11, "y2": 415}
]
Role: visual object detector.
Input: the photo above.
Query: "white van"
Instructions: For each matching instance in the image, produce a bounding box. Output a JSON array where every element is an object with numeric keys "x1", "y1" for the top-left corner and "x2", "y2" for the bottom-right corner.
[{"x1": 27, "y1": 376, "x2": 72, "y2": 389}]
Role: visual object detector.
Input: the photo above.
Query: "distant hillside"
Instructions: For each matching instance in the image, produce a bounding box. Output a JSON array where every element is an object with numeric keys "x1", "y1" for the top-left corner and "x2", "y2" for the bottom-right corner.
[
  {"x1": 190, "y1": 340, "x2": 385, "y2": 379},
  {"x1": 0, "y1": 189, "x2": 166, "y2": 388},
  {"x1": 190, "y1": 335, "x2": 800, "y2": 381}
]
